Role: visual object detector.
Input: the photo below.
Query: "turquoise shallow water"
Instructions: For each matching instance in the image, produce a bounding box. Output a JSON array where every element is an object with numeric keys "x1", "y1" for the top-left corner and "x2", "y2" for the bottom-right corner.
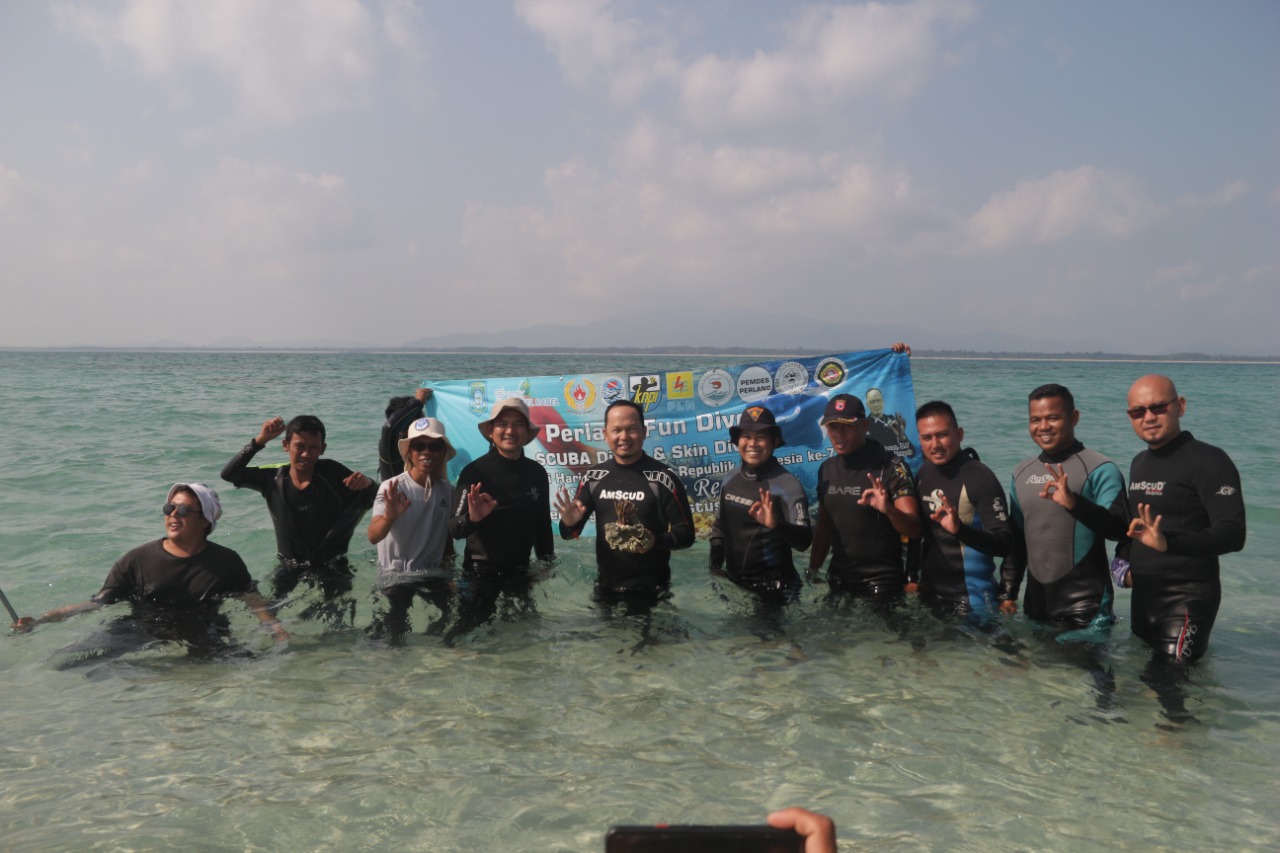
[{"x1": 1, "y1": 352, "x2": 1277, "y2": 852}]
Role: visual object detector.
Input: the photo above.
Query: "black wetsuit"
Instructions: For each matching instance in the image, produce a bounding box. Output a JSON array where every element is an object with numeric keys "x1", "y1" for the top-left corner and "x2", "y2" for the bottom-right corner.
[
  {"x1": 445, "y1": 448, "x2": 555, "y2": 640},
  {"x1": 221, "y1": 442, "x2": 377, "y2": 601},
  {"x1": 378, "y1": 397, "x2": 425, "y2": 482},
  {"x1": 709, "y1": 457, "x2": 811, "y2": 601},
  {"x1": 560, "y1": 453, "x2": 695, "y2": 603},
  {"x1": 814, "y1": 440, "x2": 916, "y2": 597},
  {"x1": 915, "y1": 449, "x2": 1014, "y2": 614},
  {"x1": 1071, "y1": 431, "x2": 1245, "y2": 661},
  {"x1": 57, "y1": 540, "x2": 256, "y2": 667},
  {"x1": 1002, "y1": 441, "x2": 1124, "y2": 629}
]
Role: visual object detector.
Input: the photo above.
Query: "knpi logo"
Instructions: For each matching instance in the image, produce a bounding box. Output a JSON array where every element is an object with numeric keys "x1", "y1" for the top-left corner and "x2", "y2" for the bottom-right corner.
[{"x1": 629, "y1": 375, "x2": 661, "y2": 411}]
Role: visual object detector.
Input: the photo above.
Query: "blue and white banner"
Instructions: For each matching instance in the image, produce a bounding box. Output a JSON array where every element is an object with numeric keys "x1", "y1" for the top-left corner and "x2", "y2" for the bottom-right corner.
[{"x1": 426, "y1": 349, "x2": 918, "y2": 537}]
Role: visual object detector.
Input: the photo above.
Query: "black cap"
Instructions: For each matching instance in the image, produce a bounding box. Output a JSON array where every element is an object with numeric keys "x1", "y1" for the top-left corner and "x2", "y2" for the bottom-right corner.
[
  {"x1": 730, "y1": 405, "x2": 785, "y2": 447},
  {"x1": 820, "y1": 394, "x2": 866, "y2": 426}
]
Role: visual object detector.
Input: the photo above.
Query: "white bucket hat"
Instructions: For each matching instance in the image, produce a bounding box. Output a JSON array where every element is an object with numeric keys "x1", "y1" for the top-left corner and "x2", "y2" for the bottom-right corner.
[
  {"x1": 477, "y1": 398, "x2": 541, "y2": 445},
  {"x1": 397, "y1": 417, "x2": 457, "y2": 462}
]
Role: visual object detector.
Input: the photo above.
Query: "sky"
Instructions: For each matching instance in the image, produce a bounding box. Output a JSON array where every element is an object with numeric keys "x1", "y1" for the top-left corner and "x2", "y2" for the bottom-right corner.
[{"x1": 1, "y1": 0, "x2": 1276, "y2": 353}]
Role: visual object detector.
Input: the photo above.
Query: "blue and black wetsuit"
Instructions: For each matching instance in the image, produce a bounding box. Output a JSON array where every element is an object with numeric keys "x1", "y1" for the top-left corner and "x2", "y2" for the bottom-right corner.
[
  {"x1": 1003, "y1": 441, "x2": 1125, "y2": 630},
  {"x1": 916, "y1": 448, "x2": 1014, "y2": 615}
]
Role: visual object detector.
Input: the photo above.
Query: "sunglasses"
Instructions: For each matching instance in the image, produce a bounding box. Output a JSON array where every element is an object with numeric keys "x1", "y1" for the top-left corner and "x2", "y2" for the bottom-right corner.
[
  {"x1": 1126, "y1": 399, "x2": 1176, "y2": 420},
  {"x1": 162, "y1": 502, "x2": 202, "y2": 519},
  {"x1": 409, "y1": 439, "x2": 446, "y2": 453}
]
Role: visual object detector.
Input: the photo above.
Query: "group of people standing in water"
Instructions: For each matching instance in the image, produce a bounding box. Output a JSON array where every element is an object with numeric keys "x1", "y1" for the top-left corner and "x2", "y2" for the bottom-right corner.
[{"x1": 12, "y1": 349, "x2": 1246, "y2": 723}]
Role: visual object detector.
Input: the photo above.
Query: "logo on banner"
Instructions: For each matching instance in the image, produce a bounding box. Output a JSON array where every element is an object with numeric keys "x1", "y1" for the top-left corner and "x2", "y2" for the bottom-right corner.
[
  {"x1": 815, "y1": 358, "x2": 847, "y2": 388},
  {"x1": 601, "y1": 376, "x2": 626, "y2": 406},
  {"x1": 564, "y1": 378, "x2": 597, "y2": 414},
  {"x1": 666, "y1": 371, "x2": 694, "y2": 400},
  {"x1": 774, "y1": 361, "x2": 809, "y2": 395},
  {"x1": 737, "y1": 366, "x2": 773, "y2": 403},
  {"x1": 629, "y1": 375, "x2": 661, "y2": 411},
  {"x1": 469, "y1": 381, "x2": 488, "y2": 414},
  {"x1": 698, "y1": 369, "x2": 734, "y2": 407}
]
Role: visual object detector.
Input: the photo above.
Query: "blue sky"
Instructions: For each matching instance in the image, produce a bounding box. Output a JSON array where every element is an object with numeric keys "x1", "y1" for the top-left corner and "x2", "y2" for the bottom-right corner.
[{"x1": 1, "y1": 1, "x2": 1276, "y2": 352}]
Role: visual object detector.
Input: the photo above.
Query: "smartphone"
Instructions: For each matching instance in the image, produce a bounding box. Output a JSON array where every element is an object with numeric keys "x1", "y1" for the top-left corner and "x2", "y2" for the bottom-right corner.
[{"x1": 605, "y1": 824, "x2": 804, "y2": 853}]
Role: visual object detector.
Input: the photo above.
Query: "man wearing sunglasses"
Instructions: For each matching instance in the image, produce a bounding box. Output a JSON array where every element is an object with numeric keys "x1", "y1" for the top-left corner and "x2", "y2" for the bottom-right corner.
[
  {"x1": 10, "y1": 484, "x2": 285, "y2": 661},
  {"x1": 368, "y1": 418, "x2": 457, "y2": 643},
  {"x1": 1047, "y1": 375, "x2": 1245, "y2": 667}
]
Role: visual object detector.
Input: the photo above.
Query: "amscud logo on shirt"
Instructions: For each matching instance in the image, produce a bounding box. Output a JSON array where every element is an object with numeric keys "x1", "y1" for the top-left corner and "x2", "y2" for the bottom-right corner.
[
  {"x1": 1025, "y1": 474, "x2": 1055, "y2": 485},
  {"x1": 599, "y1": 489, "x2": 647, "y2": 501},
  {"x1": 1130, "y1": 481, "x2": 1166, "y2": 496}
]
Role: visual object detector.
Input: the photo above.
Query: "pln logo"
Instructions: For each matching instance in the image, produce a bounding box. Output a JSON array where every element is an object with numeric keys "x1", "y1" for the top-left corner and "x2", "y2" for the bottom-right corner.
[
  {"x1": 666, "y1": 371, "x2": 694, "y2": 400},
  {"x1": 629, "y1": 375, "x2": 661, "y2": 411}
]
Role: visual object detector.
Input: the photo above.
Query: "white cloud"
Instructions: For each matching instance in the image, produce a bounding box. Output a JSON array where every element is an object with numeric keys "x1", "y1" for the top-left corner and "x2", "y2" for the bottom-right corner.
[
  {"x1": 0, "y1": 163, "x2": 31, "y2": 220},
  {"x1": 517, "y1": 0, "x2": 974, "y2": 128},
  {"x1": 382, "y1": 0, "x2": 429, "y2": 67},
  {"x1": 460, "y1": 119, "x2": 943, "y2": 315},
  {"x1": 680, "y1": 1, "x2": 974, "y2": 129},
  {"x1": 192, "y1": 159, "x2": 368, "y2": 262},
  {"x1": 51, "y1": 0, "x2": 425, "y2": 123},
  {"x1": 967, "y1": 166, "x2": 1160, "y2": 250},
  {"x1": 118, "y1": 159, "x2": 156, "y2": 185},
  {"x1": 515, "y1": 0, "x2": 680, "y2": 102}
]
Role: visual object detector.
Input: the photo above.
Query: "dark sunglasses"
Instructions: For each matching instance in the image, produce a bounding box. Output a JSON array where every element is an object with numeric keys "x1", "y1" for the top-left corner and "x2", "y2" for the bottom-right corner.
[
  {"x1": 1126, "y1": 399, "x2": 1176, "y2": 420},
  {"x1": 409, "y1": 439, "x2": 446, "y2": 453},
  {"x1": 162, "y1": 502, "x2": 202, "y2": 518}
]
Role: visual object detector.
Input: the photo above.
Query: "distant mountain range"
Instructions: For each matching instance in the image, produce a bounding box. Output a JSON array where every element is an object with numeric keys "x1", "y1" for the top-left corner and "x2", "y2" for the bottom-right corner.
[{"x1": 12, "y1": 311, "x2": 1276, "y2": 358}]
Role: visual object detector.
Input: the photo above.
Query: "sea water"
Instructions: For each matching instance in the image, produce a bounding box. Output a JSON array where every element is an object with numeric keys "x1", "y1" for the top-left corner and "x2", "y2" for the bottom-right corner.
[{"x1": 0, "y1": 352, "x2": 1276, "y2": 852}]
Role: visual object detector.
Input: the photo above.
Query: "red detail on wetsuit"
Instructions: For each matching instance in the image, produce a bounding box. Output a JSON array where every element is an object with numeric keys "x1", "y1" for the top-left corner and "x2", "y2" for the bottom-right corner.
[{"x1": 1174, "y1": 609, "x2": 1192, "y2": 662}]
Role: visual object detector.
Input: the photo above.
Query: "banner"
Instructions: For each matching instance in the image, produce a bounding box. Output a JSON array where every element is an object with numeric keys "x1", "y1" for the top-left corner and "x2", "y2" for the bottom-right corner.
[{"x1": 426, "y1": 349, "x2": 918, "y2": 538}]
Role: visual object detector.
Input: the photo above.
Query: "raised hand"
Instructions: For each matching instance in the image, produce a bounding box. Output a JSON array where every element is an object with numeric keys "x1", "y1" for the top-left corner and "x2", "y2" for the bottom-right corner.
[
  {"x1": 1037, "y1": 463, "x2": 1077, "y2": 510},
  {"x1": 930, "y1": 492, "x2": 960, "y2": 534},
  {"x1": 467, "y1": 482, "x2": 498, "y2": 523},
  {"x1": 256, "y1": 416, "x2": 286, "y2": 445},
  {"x1": 553, "y1": 487, "x2": 585, "y2": 527},
  {"x1": 1127, "y1": 502, "x2": 1166, "y2": 552},
  {"x1": 748, "y1": 487, "x2": 780, "y2": 529},
  {"x1": 382, "y1": 479, "x2": 411, "y2": 522},
  {"x1": 857, "y1": 473, "x2": 891, "y2": 514}
]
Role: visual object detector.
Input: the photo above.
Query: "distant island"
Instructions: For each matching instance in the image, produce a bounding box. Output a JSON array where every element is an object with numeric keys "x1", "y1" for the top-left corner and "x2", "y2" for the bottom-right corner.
[
  {"x1": 5, "y1": 310, "x2": 1274, "y2": 360},
  {"x1": 3, "y1": 344, "x2": 1276, "y2": 363}
]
